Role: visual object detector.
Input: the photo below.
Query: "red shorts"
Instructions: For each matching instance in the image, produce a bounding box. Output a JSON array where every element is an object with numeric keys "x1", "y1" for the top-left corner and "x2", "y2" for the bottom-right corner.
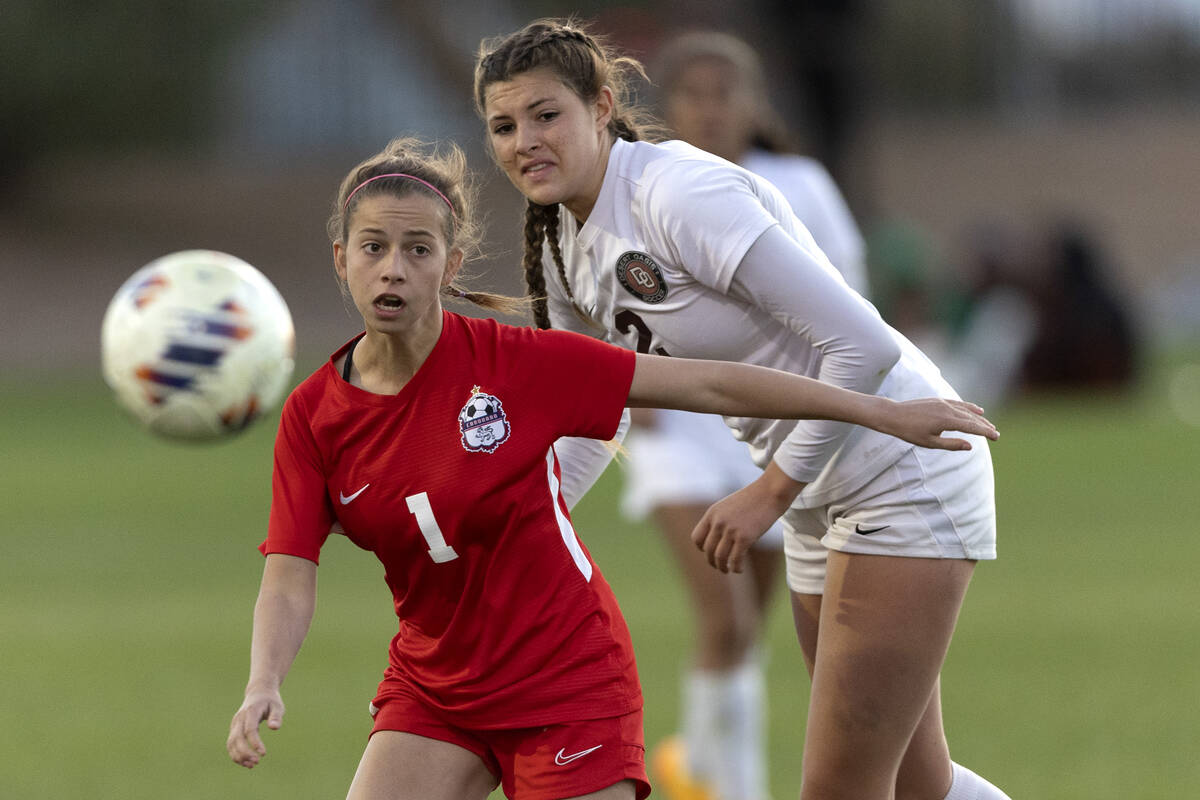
[{"x1": 370, "y1": 689, "x2": 650, "y2": 800}]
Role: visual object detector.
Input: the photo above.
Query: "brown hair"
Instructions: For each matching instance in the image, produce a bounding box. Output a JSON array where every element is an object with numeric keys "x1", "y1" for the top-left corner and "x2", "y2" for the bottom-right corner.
[
  {"x1": 329, "y1": 137, "x2": 526, "y2": 316},
  {"x1": 652, "y1": 31, "x2": 793, "y2": 154},
  {"x1": 474, "y1": 18, "x2": 661, "y2": 329}
]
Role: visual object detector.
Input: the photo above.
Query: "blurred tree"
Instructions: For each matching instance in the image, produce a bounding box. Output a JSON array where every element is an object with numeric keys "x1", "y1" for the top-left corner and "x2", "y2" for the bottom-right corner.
[{"x1": 0, "y1": 0, "x2": 268, "y2": 198}]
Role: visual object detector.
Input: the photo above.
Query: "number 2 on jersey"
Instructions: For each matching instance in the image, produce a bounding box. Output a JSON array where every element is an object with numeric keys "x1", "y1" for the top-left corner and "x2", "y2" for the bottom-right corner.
[
  {"x1": 614, "y1": 309, "x2": 670, "y2": 356},
  {"x1": 405, "y1": 492, "x2": 459, "y2": 563}
]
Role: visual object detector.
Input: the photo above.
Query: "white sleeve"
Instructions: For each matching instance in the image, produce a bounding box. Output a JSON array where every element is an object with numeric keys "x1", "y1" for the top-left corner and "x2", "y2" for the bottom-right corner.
[
  {"x1": 553, "y1": 409, "x2": 631, "y2": 510},
  {"x1": 642, "y1": 161, "x2": 776, "y2": 294},
  {"x1": 541, "y1": 247, "x2": 630, "y2": 509},
  {"x1": 729, "y1": 225, "x2": 901, "y2": 483}
]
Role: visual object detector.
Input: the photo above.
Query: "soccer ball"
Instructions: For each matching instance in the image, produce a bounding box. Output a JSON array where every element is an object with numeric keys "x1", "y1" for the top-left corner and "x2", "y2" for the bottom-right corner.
[{"x1": 101, "y1": 250, "x2": 295, "y2": 441}]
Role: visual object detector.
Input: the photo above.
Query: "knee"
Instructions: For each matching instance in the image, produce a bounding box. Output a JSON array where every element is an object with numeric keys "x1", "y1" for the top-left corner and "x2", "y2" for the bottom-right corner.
[
  {"x1": 696, "y1": 613, "x2": 757, "y2": 666},
  {"x1": 801, "y1": 766, "x2": 895, "y2": 800}
]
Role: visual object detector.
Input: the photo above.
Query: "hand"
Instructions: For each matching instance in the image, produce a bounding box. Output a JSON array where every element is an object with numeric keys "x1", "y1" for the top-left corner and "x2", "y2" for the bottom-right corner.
[
  {"x1": 227, "y1": 687, "x2": 285, "y2": 769},
  {"x1": 691, "y1": 464, "x2": 801, "y2": 573},
  {"x1": 876, "y1": 397, "x2": 999, "y2": 451}
]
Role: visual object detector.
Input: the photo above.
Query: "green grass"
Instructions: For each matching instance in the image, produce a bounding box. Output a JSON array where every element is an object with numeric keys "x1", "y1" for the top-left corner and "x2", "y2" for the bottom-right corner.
[{"x1": 2, "y1": 356, "x2": 1199, "y2": 798}]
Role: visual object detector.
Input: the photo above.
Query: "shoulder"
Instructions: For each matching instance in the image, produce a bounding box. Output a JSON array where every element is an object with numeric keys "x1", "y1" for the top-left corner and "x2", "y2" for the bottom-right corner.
[
  {"x1": 451, "y1": 312, "x2": 528, "y2": 346},
  {"x1": 450, "y1": 313, "x2": 562, "y2": 362},
  {"x1": 634, "y1": 140, "x2": 758, "y2": 211},
  {"x1": 286, "y1": 352, "x2": 341, "y2": 411}
]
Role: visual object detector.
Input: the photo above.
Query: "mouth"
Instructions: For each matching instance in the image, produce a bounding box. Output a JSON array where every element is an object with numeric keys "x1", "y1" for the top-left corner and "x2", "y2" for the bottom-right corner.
[
  {"x1": 521, "y1": 160, "x2": 554, "y2": 177},
  {"x1": 372, "y1": 293, "x2": 406, "y2": 314}
]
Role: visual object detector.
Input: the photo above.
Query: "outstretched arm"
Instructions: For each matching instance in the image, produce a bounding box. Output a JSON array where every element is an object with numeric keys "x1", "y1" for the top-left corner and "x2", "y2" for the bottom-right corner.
[
  {"x1": 227, "y1": 553, "x2": 317, "y2": 769},
  {"x1": 625, "y1": 353, "x2": 998, "y2": 452},
  {"x1": 627, "y1": 353, "x2": 998, "y2": 574}
]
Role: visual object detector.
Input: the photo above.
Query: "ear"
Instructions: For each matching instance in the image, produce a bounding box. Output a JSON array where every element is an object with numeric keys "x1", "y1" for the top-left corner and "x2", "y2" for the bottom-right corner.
[
  {"x1": 442, "y1": 248, "x2": 465, "y2": 287},
  {"x1": 332, "y1": 240, "x2": 348, "y2": 283},
  {"x1": 594, "y1": 85, "x2": 615, "y2": 132}
]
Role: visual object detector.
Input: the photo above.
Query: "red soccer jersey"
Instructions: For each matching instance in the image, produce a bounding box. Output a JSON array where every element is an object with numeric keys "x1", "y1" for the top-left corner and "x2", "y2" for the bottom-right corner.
[{"x1": 261, "y1": 311, "x2": 640, "y2": 728}]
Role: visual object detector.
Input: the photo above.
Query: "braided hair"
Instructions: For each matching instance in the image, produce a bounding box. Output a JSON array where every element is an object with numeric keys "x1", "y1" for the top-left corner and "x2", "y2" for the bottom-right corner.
[{"x1": 475, "y1": 18, "x2": 662, "y2": 329}]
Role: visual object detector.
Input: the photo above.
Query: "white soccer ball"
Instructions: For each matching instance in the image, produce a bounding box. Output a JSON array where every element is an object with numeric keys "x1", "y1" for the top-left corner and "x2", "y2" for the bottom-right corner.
[{"x1": 100, "y1": 250, "x2": 295, "y2": 441}]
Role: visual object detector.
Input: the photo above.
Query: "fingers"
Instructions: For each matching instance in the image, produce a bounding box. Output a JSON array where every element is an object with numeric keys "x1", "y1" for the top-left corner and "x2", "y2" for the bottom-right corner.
[
  {"x1": 266, "y1": 703, "x2": 284, "y2": 731},
  {"x1": 952, "y1": 399, "x2": 986, "y2": 415},
  {"x1": 227, "y1": 697, "x2": 283, "y2": 769},
  {"x1": 954, "y1": 412, "x2": 999, "y2": 441},
  {"x1": 711, "y1": 534, "x2": 735, "y2": 574},
  {"x1": 692, "y1": 521, "x2": 726, "y2": 572},
  {"x1": 227, "y1": 710, "x2": 264, "y2": 769},
  {"x1": 691, "y1": 516, "x2": 746, "y2": 574},
  {"x1": 950, "y1": 400, "x2": 999, "y2": 440}
]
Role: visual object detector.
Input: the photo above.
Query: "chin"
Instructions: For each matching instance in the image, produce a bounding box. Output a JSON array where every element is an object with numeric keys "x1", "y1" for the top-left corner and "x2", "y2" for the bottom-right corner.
[{"x1": 519, "y1": 181, "x2": 565, "y2": 208}]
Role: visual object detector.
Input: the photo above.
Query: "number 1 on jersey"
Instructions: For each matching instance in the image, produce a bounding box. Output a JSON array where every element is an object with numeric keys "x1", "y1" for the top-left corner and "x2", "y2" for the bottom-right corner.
[{"x1": 405, "y1": 492, "x2": 459, "y2": 563}]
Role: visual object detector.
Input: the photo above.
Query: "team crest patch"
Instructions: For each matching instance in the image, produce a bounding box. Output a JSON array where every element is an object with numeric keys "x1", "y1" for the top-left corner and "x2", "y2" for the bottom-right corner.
[
  {"x1": 458, "y1": 386, "x2": 510, "y2": 453},
  {"x1": 615, "y1": 251, "x2": 668, "y2": 304}
]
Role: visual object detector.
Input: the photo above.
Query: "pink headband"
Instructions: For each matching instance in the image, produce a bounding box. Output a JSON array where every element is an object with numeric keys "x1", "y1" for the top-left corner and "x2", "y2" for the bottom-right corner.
[{"x1": 344, "y1": 172, "x2": 456, "y2": 216}]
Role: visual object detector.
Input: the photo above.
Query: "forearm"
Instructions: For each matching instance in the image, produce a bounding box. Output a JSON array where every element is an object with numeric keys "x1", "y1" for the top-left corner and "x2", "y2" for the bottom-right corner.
[
  {"x1": 244, "y1": 558, "x2": 316, "y2": 692},
  {"x1": 628, "y1": 354, "x2": 887, "y2": 426}
]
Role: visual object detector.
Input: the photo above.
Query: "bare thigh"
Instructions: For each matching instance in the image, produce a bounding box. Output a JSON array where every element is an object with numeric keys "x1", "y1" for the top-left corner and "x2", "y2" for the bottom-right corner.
[
  {"x1": 563, "y1": 779, "x2": 638, "y2": 800},
  {"x1": 346, "y1": 731, "x2": 497, "y2": 800},
  {"x1": 795, "y1": 552, "x2": 973, "y2": 800}
]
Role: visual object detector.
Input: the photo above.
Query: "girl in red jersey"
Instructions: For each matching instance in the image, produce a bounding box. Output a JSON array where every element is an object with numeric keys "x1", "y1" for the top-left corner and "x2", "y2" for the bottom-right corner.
[{"x1": 225, "y1": 137, "x2": 997, "y2": 800}]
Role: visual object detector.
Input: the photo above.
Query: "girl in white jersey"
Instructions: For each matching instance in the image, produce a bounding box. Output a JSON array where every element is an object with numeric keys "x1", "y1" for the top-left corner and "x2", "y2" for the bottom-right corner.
[
  {"x1": 619, "y1": 31, "x2": 873, "y2": 800},
  {"x1": 474, "y1": 19, "x2": 1010, "y2": 800}
]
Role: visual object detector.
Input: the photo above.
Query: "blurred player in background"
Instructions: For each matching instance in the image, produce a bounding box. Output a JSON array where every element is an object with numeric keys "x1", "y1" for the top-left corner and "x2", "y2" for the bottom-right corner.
[
  {"x1": 621, "y1": 31, "x2": 871, "y2": 800},
  {"x1": 474, "y1": 18, "x2": 1010, "y2": 800},
  {"x1": 225, "y1": 137, "x2": 998, "y2": 800}
]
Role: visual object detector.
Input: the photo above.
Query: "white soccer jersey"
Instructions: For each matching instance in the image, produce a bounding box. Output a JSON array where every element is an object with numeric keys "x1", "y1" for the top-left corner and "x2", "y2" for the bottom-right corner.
[{"x1": 545, "y1": 138, "x2": 957, "y2": 508}]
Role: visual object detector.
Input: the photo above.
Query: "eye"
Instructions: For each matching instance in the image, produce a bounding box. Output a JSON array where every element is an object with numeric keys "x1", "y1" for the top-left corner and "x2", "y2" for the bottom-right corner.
[
  {"x1": 363, "y1": 241, "x2": 383, "y2": 254},
  {"x1": 538, "y1": 110, "x2": 559, "y2": 122},
  {"x1": 411, "y1": 244, "x2": 432, "y2": 256},
  {"x1": 492, "y1": 122, "x2": 514, "y2": 136}
]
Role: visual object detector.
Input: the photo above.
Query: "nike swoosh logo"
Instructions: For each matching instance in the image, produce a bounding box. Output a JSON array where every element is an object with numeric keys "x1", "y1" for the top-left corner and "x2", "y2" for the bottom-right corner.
[
  {"x1": 554, "y1": 745, "x2": 603, "y2": 765},
  {"x1": 855, "y1": 524, "x2": 890, "y2": 535},
  {"x1": 339, "y1": 484, "x2": 370, "y2": 505}
]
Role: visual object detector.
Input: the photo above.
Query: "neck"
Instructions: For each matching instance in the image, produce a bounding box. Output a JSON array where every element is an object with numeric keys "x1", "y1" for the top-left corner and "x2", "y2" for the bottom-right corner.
[
  {"x1": 563, "y1": 135, "x2": 615, "y2": 224},
  {"x1": 355, "y1": 309, "x2": 445, "y2": 394}
]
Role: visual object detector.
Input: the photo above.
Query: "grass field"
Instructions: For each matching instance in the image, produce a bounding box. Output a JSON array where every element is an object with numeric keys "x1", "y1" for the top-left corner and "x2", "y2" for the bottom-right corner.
[{"x1": 2, "y1": 352, "x2": 1198, "y2": 799}]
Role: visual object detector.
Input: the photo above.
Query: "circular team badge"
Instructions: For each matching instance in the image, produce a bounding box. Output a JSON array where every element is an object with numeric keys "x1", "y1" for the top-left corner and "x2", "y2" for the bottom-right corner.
[{"x1": 615, "y1": 251, "x2": 668, "y2": 304}]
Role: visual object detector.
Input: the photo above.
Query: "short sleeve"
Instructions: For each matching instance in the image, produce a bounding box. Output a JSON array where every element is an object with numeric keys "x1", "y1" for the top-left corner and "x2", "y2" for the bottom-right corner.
[
  {"x1": 519, "y1": 327, "x2": 636, "y2": 441},
  {"x1": 640, "y1": 159, "x2": 779, "y2": 294},
  {"x1": 259, "y1": 390, "x2": 334, "y2": 563}
]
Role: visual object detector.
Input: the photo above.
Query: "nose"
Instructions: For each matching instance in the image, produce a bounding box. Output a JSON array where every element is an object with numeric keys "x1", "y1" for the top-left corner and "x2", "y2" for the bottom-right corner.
[
  {"x1": 515, "y1": 122, "x2": 540, "y2": 155},
  {"x1": 381, "y1": 250, "x2": 407, "y2": 282}
]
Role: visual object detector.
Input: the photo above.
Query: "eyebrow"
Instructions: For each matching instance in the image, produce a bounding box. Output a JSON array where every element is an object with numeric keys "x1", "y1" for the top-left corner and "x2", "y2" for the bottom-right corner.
[
  {"x1": 355, "y1": 226, "x2": 437, "y2": 238},
  {"x1": 488, "y1": 97, "x2": 555, "y2": 123}
]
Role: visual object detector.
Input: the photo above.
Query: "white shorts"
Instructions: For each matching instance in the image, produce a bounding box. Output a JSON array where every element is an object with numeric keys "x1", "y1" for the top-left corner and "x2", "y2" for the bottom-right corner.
[
  {"x1": 782, "y1": 441, "x2": 997, "y2": 594},
  {"x1": 620, "y1": 409, "x2": 784, "y2": 549}
]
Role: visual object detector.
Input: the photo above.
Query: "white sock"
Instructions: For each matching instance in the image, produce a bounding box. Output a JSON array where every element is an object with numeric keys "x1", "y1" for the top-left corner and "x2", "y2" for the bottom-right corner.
[
  {"x1": 943, "y1": 762, "x2": 1011, "y2": 800},
  {"x1": 682, "y1": 658, "x2": 769, "y2": 800}
]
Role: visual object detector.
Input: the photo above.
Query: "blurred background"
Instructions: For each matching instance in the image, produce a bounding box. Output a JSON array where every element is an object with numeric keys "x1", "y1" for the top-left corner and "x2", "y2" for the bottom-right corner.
[
  {"x1": 2, "y1": 1, "x2": 1199, "y2": 798},
  {"x1": 4, "y1": 0, "x2": 1199, "y2": 377}
]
